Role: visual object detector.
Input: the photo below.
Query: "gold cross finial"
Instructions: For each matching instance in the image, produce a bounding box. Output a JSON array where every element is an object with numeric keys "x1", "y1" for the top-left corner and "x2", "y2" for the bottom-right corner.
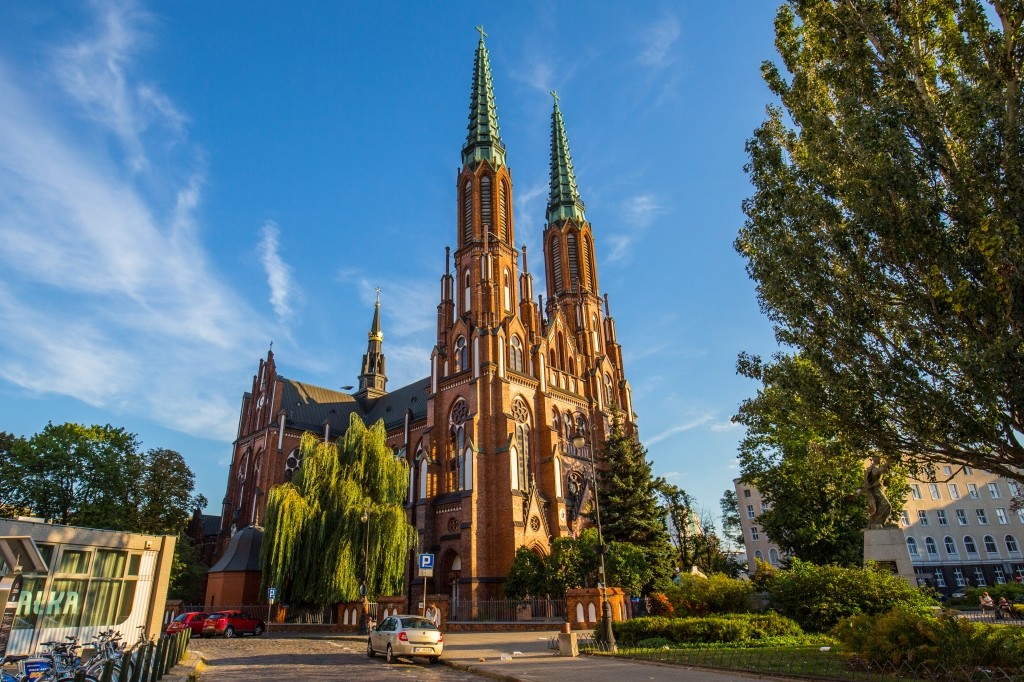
[
  {"x1": 550, "y1": 90, "x2": 559, "y2": 104},
  {"x1": 475, "y1": 25, "x2": 487, "y2": 40},
  {"x1": 375, "y1": 287, "x2": 381, "y2": 304}
]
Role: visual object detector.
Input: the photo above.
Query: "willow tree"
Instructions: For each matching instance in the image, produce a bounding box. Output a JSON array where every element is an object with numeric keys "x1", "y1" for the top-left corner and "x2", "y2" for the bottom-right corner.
[{"x1": 261, "y1": 414, "x2": 416, "y2": 605}]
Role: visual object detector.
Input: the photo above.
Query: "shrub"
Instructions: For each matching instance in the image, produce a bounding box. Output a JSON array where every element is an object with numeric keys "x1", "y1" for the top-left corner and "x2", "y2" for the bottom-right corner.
[
  {"x1": 665, "y1": 573, "x2": 754, "y2": 616},
  {"x1": 767, "y1": 559, "x2": 936, "y2": 631},
  {"x1": 635, "y1": 637, "x2": 673, "y2": 649},
  {"x1": 833, "y1": 607, "x2": 1024, "y2": 670},
  {"x1": 647, "y1": 592, "x2": 673, "y2": 617},
  {"x1": 961, "y1": 583, "x2": 1024, "y2": 607},
  {"x1": 612, "y1": 613, "x2": 802, "y2": 645}
]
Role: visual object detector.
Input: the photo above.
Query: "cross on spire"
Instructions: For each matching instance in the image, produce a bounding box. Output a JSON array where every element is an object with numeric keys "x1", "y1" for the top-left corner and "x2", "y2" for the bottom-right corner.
[
  {"x1": 550, "y1": 90, "x2": 559, "y2": 103},
  {"x1": 475, "y1": 25, "x2": 487, "y2": 40},
  {"x1": 375, "y1": 287, "x2": 381, "y2": 304}
]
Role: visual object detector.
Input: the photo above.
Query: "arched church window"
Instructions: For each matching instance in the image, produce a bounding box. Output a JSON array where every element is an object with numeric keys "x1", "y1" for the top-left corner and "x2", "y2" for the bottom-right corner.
[
  {"x1": 455, "y1": 336, "x2": 468, "y2": 372},
  {"x1": 509, "y1": 335, "x2": 524, "y2": 373},
  {"x1": 512, "y1": 399, "x2": 531, "y2": 491},
  {"x1": 463, "y1": 179, "x2": 473, "y2": 243},
  {"x1": 604, "y1": 373, "x2": 614, "y2": 406},
  {"x1": 557, "y1": 333, "x2": 566, "y2": 370},
  {"x1": 575, "y1": 414, "x2": 588, "y2": 455},
  {"x1": 567, "y1": 232, "x2": 579, "y2": 288},
  {"x1": 586, "y1": 235, "x2": 597, "y2": 291},
  {"x1": 551, "y1": 235, "x2": 563, "y2": 292},
  {"x1": 463, "y1": 269, "x2": 471, "y2": 313},
  {"x1": 564, "y1": 420, "x2": 576, "y2": 457},
  {"x1": 449, "y1": 400, "x2": 469, "y2": 492},
  {"x1": 503, "y1": 268, "x2": 512, "y2": 312},
  {"x1": 480, "y1": 176, "x2": 492, "y2": 231},
  {"x1": 592, "y1": 313, "x2": 601, "y2": 348},
  {"x1": 581, "y1": 236, "x2": 591, "y2": 290},
  {"x1": 499, "y1": 180, "x2": 510, "y2": 242}
]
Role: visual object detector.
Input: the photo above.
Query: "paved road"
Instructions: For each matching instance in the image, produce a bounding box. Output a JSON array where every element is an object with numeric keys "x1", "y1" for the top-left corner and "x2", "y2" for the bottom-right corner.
[{"x1": 188, "y1": 636, "x2": 483, "y2": 681}]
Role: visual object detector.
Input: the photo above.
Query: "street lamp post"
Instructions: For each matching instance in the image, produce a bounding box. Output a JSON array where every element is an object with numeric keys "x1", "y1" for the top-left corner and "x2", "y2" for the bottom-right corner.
[
  {"x1": 360, "y1": 505, "x2": 370, "y2": 634},
  {"x1": 572, "y1": 424, "x2": 617, "y2": 652}
]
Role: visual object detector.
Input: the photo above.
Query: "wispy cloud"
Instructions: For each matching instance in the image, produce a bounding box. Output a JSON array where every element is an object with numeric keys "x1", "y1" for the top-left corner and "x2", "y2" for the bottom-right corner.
[
  {"x1": 710, "y1": 420, "x2": 741, "y2": 433},
  {"x1": 637, "y1": 15, "x2": 681, "y2": 69},
  {"x1": 646, "y1": 414, "x2": 714, "y2": 445},
  {"x1": 259, "y1": 221, "x2": 299, "y2": 322},
  {"x1": 0, "y1": 2, "x2": 264, "y2": 441},
  {"x1": 606, "y1": 193, "x2": 665, "y2": 264}
]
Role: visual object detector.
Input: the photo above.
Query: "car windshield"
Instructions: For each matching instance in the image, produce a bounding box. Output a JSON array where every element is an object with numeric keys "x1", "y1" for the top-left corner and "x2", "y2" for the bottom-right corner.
[
  {"x1": 400, "y1": 617, "x2": 437, "y2": 630},
  {"x1": 207, "y1": 613, "x2": 226, "y2": 619},
  {"x1": 173, "y1": 613, "x2": 190, "y2": 622}
]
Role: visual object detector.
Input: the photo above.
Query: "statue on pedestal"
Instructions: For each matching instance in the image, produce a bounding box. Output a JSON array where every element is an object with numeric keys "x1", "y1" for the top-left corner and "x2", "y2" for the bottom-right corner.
[{"x1": 865, "y1": 456, "x2": 895, "y2": 529}]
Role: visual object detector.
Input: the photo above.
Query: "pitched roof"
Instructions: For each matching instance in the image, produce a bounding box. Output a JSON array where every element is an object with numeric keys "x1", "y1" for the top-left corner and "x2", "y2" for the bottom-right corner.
[
  {"x1": 280, "y1": 375, "x2": 430, "y2": 434},
  {"x1": 208, "y1": 525, "x2": 263, "y2": 573}
]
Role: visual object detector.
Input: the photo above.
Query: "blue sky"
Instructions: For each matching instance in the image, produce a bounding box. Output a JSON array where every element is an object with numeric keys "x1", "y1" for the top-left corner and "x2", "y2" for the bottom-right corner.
[{"x1": 0, "y1": 1, "x2": 782, "y2": 523}]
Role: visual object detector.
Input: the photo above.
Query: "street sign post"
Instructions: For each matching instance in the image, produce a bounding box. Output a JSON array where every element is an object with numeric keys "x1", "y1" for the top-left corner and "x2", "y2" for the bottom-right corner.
[
  {"x1": 418, "y1": 554, "x2": 434, "y2": 616},
  {"x1": 266, "y1": 587, "x2": 277, "y2": 634}
]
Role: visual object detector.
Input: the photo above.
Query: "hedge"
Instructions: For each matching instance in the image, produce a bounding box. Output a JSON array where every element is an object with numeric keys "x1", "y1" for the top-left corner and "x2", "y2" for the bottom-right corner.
[{"x1": 612, "y1": 613, "x2": 802, "y2": 645}]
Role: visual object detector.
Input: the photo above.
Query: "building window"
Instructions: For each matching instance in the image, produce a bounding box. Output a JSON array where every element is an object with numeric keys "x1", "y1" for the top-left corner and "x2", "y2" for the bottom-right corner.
[
  {"x1": 1006, "y1": 535, "x2": 1020, "y2": 554},
  {"x1": 974, "y1": 568, "x2": 986, "y2": 586},
  {"x1": 503, "y1": 269, "x2": 512, "y2": 311},
  {"x1": 994, "y1": 566, "x2": 1006, "y2": 584},
  {"x1": 604, "y1": 374, "x2": 614, "y2": 407},
  {"x1": 284, "y1": 448, "x2": 303, "y2": 481},
  {"x1": 953, "y1": 567, "x2": 966, "y2": 587},
  {"x1": 956, "y1": 509, "x2": 968, "y2": 525},
  {"x1": 769, "y1": 548, "x2": 780, "y2": 565},
  {"x1": 929, "y1": 483, "x2": 941, "y2": 500},
  {"x1": 963, "y1": 466, "x2": 972, "y2": 475},
  {"x1": 499, "y1": 180, "x2": 509, "y2": 242},
  {"x1": 906, "y1": 537, "x2": 919, "y2": 557},
  {"x1": 984, "y1": 535, "x2": 999, "y2": 554},
  {"x1": 944, "y1": 536, "x2": 959, "y2": 556},
  {"x1": 512, "y1": 399, "x2": 531, "y2": 491},
  {"x1": 463, "y1": 270, "x2": 471, "y2": 313},
  {"x1": 1008, "y1": 480, "x2": 1021, "y2": 497},
  {"x1": 918, "y1": 510, "x2": 929, "y2": 526},
  {"x1": 462, "y1": 179, "x2": 473, "y2": 242},
  {"x1": 936, "y1": 510, "x2": 948, "y2": 526},
  {"x1": 746, "y1": 504, "x2": 755, "y2": 519},
  {"x1": 947, "y1": 483, "x2": 960, "y2": 499},
  {"x1": 996, "y1": 508, "x2": 1008, "y2": 524},
  {"x1": 1018, "y1": 508, "x2": 1024, "y2": 524},
  {"x1": 754, "y1": 550, "x2": 763, "y2": 561},
  {"x1": 480, "y1": 175, "x2": 492, "y2": 229},
  {"x1": 509, "y1": 335, "x2": 524, "y2": 373},
  {"x1": 750, "y1": 527, "x2": 759, "y2": 541},
  {"x1": 943, "y1": 466, "x2": 952, "y2": 475},
  {"x1": 910, "y1": 484, "x2": 922, "y2": 500},
  {"x1": 988, "y1": 482, "x2": 1001, "y2": 498},
  {"x1": 900, "y1": 511, "x2": 910, "y2": 526},
  {"x1": 925, "y1": 536, "x2": 938, "y2": 557},
  {"x1": 567, "y1": 232, "x2": 580, "y2": 287},
  {"x1": 976, "y1": 509, "x2": 989, "y2": 525},
  {"x1": 743, "y1": 489, "x2": 751, "y2": 498},
  {"x1": 934, "y1": 570, "x2": 946, "y2": 587},
  {"x1": 968, "y1": 483, "x2": 980, "y2": 498},
  {"x1": 448, "y1": 400, "x2": 469, "y2": 492},
  {"x1": 550, "y1": 235, "x2": 563, "y2": 291},
  {"x1": 761, "y1": 501, "x2": 769, "y2": 512},
  {"x1": 964, "y1": 536, "x2": 978, "y2": 555},
  {"x1": 454, "y1": 337, "x2": 469, "y2": 373}
]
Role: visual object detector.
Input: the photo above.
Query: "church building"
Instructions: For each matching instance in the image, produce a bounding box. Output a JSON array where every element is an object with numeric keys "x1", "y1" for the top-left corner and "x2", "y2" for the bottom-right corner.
[{"x1": 214, "y1": 32, "x2": 637, "y2": 608}]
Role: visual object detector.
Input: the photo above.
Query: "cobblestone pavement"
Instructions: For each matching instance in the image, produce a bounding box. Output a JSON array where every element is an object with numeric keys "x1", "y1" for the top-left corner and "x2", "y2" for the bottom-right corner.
[{"x1": 188, "y1": 636, "x2": 485, "y2": 681}]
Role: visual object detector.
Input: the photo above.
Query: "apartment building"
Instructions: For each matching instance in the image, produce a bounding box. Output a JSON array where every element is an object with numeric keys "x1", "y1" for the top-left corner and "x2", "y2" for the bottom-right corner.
[{"x1": 734, "y1": 469, "x2": 1024, "y2": 594}]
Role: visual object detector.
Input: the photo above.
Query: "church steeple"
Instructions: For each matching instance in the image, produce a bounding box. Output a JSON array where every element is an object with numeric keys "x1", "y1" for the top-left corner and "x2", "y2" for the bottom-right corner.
[
  {"x1": 546, "y1": 92, "x2": 585, "y2": 224},
  {"x1": 462, "y1": 26, "x2": 506, "y2": 169},
  {"x1": 356, "y1": 290, "x2": 387, "y2": 401}
]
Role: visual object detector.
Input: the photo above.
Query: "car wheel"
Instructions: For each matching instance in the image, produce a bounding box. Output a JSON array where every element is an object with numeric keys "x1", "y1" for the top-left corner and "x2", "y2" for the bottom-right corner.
[
  {"x1": 253, "y1": 624, "x2": 264, "y2": 636},
  {"x1": 224, "y1": 626, "x2": 235, "y2": 638},
  {"x1": 366, "y1": 639, "x2": 375, "y2": 658},
  {"x1": 385, "y1": 644, "x2": 397, "y2": 664},
  {"x1": 429, "y1": 656, "x2": 440, "y2": 665}
]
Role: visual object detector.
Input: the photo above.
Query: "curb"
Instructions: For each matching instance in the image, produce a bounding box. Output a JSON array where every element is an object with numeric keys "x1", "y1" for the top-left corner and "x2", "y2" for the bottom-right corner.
[
  {"x1": 443, "y1": 659, "x2": 524, "y2": 682},
  {"x1": 160, "y1": 650, "x2": 206, "y2": 681}
]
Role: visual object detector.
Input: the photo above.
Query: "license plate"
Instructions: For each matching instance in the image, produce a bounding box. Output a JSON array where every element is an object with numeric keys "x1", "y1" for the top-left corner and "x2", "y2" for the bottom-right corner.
[{"x1": 414, "y1": 647, "x2": 431, "y2": 652}]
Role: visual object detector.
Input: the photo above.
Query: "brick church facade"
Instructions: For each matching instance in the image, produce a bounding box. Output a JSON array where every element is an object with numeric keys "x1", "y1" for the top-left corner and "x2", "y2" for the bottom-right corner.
[{"x1": 214, "y1": 33, "x2": 637, "y2": 607}]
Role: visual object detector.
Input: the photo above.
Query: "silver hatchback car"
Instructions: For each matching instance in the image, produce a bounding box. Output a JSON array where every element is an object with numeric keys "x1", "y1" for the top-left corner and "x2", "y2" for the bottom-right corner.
[{"x1": 367, "y1": 614, "x2": 443, "y2": 664}]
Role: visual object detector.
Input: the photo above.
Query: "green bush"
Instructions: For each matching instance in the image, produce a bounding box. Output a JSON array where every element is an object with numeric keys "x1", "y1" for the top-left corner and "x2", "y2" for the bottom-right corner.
[
  {"x1": 766, "y1": 559, "x2": 936, "y2": 631},
  {"x1": 612, "y1": 612, "x2": 802, "y2": 645},
  {"x1": 635, "y1": 637, "x2": 673, "y2": 648},
  {"x1": 665, "y1": 573, "x2": 754, "y2": 615},
  {"x1": 833, "y1": 607, "x2": 1024, "y2": 669},
  {"x1": 958, "y1": 584, "x2": 1024, "y2": 607}
]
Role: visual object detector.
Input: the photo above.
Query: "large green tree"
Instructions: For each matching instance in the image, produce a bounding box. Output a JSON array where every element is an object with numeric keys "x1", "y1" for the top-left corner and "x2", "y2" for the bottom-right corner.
[
  {"x1": 737, "y1": 1, "x2": 1024, "y2": 485},
  {"x1": 719, "y1": 489, "x2": 744, "y2": 550},
  {"x1": 598, "y1": 418, "x2": 675, "y2": 592},
  {"x1": 735, "y1": 354, "x2": 908, "y2": 565},
  {"x1": 655, "y1": 480, "x2": 700, "y2": 573},
  {"x1": 261, "y1": 415, "x2": 416, "y2": 606}
]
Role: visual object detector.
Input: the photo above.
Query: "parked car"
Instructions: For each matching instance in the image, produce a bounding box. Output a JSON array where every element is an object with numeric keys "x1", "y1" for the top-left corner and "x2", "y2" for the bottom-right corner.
[
  {"x1": 366, "y1": 614, "x2": 443, "y2": 664},
  {"x1": 201, "y1": 610, "x2": 265, "y2": 638},
  {"x1": 165, "y1": 611, "x2": 208, "y2": 637}
]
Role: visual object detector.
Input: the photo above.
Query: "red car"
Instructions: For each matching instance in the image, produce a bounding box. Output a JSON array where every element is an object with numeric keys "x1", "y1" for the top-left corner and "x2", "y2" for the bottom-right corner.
[
  {"x1": 201, "y1": 610, "x2": 265, "y2": 638},
  {"x1": 166, "y1": 611, "x2": 209, "y2": 637}
]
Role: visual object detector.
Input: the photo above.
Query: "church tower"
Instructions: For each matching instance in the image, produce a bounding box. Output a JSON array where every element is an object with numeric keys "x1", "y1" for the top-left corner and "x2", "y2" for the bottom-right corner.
[{"x1": 356, "y1": 291, "x2": 387, "y2": 403}]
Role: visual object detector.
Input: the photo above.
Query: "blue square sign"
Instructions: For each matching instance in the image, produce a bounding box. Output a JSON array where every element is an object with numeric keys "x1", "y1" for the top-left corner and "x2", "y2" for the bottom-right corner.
[{"x1": 419, "y1": 553, "x2": 434, "y2": 570}]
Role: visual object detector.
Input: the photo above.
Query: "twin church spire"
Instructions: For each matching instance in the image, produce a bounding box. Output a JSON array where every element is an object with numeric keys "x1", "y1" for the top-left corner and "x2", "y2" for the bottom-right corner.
[{"x1": 462, "y1": 27, "x2": 506, "y2": 169}]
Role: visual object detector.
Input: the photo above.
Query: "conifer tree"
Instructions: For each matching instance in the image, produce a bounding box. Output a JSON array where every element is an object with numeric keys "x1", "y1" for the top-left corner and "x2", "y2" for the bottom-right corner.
[
  {"x1": 261, "y1": 413, "x2": 416, "y2": 606},
  {"x1": 596, "y1": 416, "x2": 674, "y2": 592}
]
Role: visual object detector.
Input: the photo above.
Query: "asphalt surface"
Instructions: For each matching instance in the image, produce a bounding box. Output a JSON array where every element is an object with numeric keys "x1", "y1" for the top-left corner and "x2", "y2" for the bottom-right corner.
[{"x1": 177, "y1": 631, "x2": 795, "y2": 682}]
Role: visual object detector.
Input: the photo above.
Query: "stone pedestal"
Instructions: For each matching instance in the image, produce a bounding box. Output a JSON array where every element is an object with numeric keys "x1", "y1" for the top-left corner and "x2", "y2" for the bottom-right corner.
[
  {"x1": 864, "y1": 526, "x2": 915, "y2": 585},
  {"x1": 557, "y1": 632, "x2": 578, "y2": 657}
]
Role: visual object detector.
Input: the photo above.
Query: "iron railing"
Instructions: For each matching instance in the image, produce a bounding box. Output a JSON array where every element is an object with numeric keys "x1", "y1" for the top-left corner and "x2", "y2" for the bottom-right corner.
[{"x1": 449, "y1": 598, "x2": 567, "y2": 622}]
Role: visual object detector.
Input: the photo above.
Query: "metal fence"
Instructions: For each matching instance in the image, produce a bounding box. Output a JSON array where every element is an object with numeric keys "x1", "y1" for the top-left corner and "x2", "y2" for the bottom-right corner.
[
  {"x1": 450, "y1": 598, "x2": 567, "y2": 623},
  {"x1": 577, "y1": 636, "x2": 1024, "y2": 682}
]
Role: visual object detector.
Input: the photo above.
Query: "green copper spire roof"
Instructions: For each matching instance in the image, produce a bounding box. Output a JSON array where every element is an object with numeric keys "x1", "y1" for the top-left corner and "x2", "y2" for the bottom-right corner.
[
  {"x1": 462, "y1": 27, "x2": 506, "y2": 168},
  {"x1": 547, "y1": 91, "x2": 585, "y2": 224}
]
